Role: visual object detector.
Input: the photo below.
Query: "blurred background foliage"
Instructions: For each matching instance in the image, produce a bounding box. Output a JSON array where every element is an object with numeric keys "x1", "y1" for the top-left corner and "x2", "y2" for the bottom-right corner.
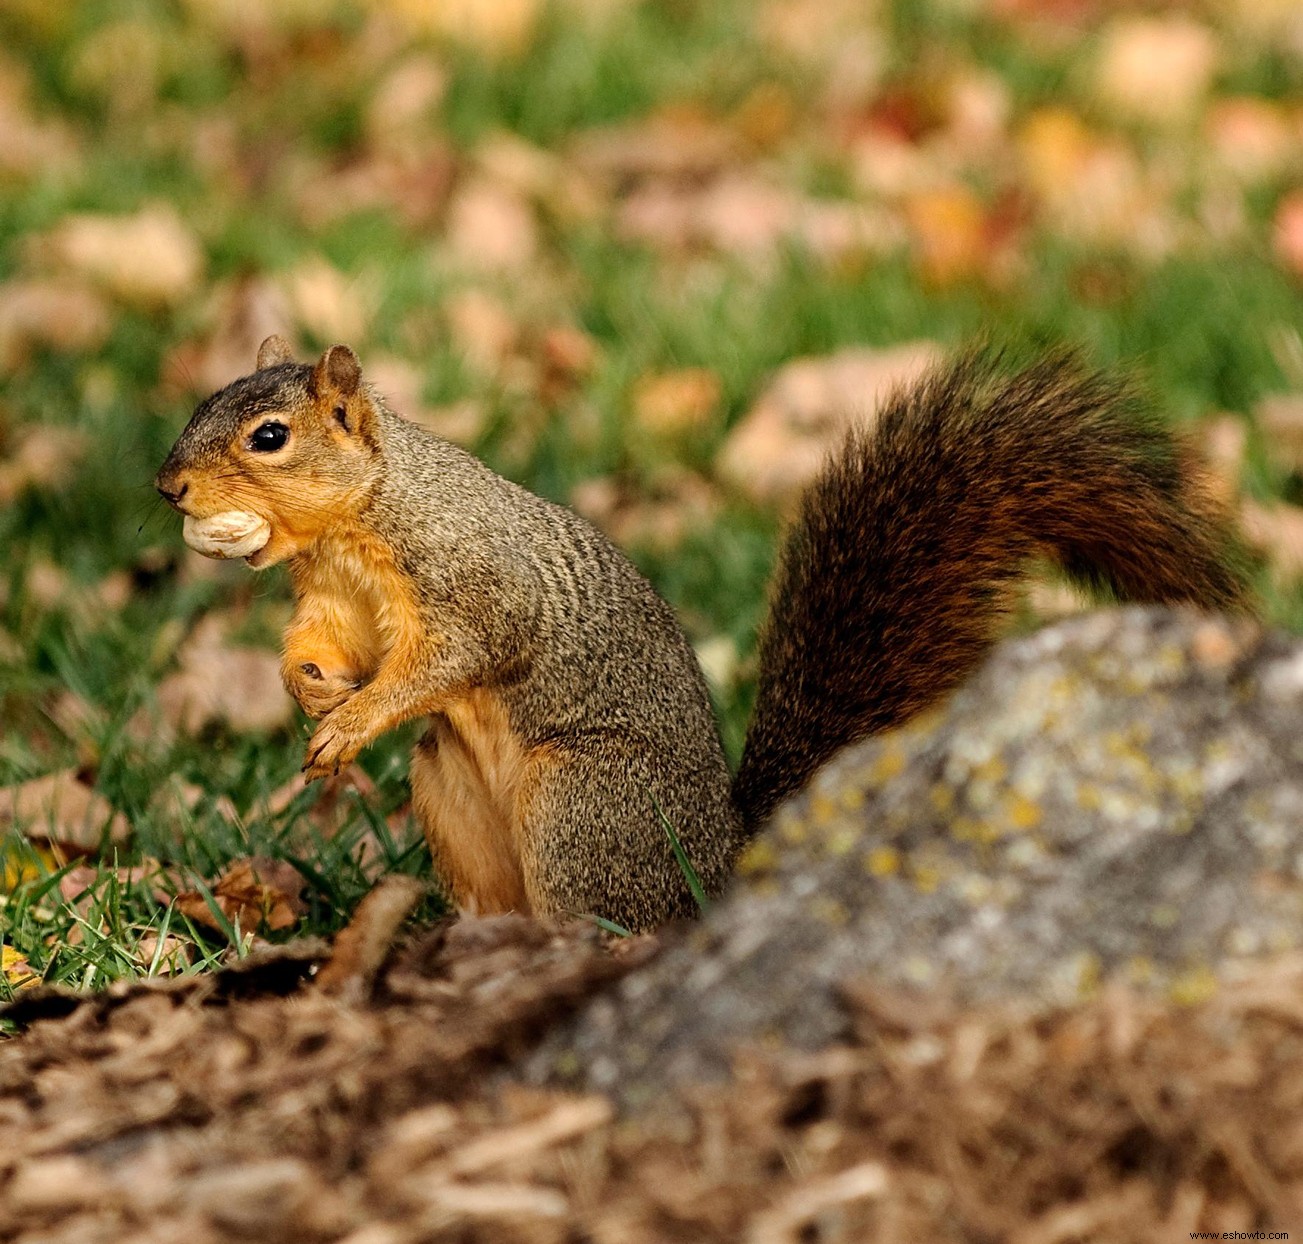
[{"x1": 2, "y1": 0, "x2": 1303, "y2": 987}]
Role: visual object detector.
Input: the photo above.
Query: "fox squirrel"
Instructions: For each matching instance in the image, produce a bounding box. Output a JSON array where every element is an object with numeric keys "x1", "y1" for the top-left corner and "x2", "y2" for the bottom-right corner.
[{"x1": 155, "y1": 337, "x2": 1251, "y2": 930}]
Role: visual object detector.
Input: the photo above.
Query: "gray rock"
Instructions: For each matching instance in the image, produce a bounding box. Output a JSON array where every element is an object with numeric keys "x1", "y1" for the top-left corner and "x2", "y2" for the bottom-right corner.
[{"x1": 535, "y1": 607, "x2": 1303, "y2": 1107}]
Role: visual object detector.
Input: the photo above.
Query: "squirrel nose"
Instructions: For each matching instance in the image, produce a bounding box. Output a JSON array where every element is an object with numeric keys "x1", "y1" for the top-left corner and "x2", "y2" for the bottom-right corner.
[{"x1": 156, "y1": 478, "x2": 188, "y2": 506}]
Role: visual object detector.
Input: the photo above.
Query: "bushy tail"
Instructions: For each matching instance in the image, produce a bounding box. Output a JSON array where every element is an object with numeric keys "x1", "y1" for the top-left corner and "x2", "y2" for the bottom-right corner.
[{"x1": 731, "y1": 349, "x2": 1254, "y2": 830}]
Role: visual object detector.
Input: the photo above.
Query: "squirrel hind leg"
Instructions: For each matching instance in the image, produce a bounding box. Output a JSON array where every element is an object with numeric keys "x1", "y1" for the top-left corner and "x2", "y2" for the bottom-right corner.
[{"x1": 515, "y1": 741, "x2": 738, "y2": 933}]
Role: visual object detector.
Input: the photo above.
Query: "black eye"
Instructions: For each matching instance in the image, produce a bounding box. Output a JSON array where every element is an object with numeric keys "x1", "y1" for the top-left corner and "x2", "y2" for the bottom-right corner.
[{"x1": 249, "y1": 422, "x2": 290, "y2": 453}]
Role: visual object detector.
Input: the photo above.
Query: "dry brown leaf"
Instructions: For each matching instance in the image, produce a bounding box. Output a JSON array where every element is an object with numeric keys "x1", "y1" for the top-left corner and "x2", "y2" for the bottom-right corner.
[
  {"x1": 717, "y1": 342, "x2": 941, "y2": 506},
  {"x1": 0, "y1": 56, "x2": 78, "y2": 180},
  {"x1": 1254, "y1": 395, "x2": 1303, "y2": 474},
  {"x1": 1205, "y1": 98, "x2": 1295, "y2": 184},
  {"x1": 1092, "y1": 16, "x2": 1218, "y2": 126},
  {"x1": 1018, "y1": 108, "x2": 1178, "y2": 257},
  {"x1": 617, "y1": 173, "x2": 897, "y2": 265},
  {"x1": 1273, "y1": 190, "x2": 1303, "y2": 282},
  {"x1": 0, "y1": 769, "x2": 129, "y2": 854},
  {"x1": 1242, "y1": 500, "x2": 1303, "y2": 583},
  {"x1": 445, "y1": 288, "x2": 519, "y2": 377},
  {"x1": 155, "y1": 615, "x2": 293, "y2": 737},
  {"x1": 1199, "y1": 415, "x2": 1248, "y2": 506},
  {"x1": 162, "y1": 275, "x2": 291, "y2": 397},
  {"x1": 1, "y1": 944, "x2": 38, "y2": 991},
  {"x1": 134, "y1": 933, "x2": 191, "y2": 975},
  {"x1": 377, "y1": 0, "x2": 541, "y2": 56},
  {"x1": 0, "y1": 426, "x2": 89, "y2": 505},
  {"x1": 405, "y1": 398, "x2": 490, "y2": 447},
  {"x1": 632, "y1": 368, "x2": 721, "y2": 437},
  {"x1": 176, "y1": 856, "x2": 308, "y2": 935},
  {"x1": 0, "y1": 278, "x2": 111, "y2": 371},
  {"x1": 570, "y1": 467, "x2": 721, "y2": 552},
  {"x1": 572, "y1": 111, "x2": 740, "y2": 183},
  {"x1": 443, "y1": 176, "x2": 539, "y2": 272},
  {"x1": 366, "y1": 54, "x2": 448, "y2": 152},
  {"x1": 905, "y1": 185, "x2": 989, "y2": 286},
  {"x1": 283, "y1": 256, "x2": 376, "y2": 346},
  {"x1": 26, "y1": 204, "x2": 204, "y2": 309},
  {"x1": 315, "y1": 875, "x2": 426, "y2": 998}
]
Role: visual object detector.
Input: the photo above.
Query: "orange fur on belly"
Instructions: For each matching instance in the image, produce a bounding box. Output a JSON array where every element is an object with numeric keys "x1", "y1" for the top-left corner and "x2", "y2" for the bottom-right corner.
[{"x1": 410, "y1": 688, "x2": 543, "y2": 915}]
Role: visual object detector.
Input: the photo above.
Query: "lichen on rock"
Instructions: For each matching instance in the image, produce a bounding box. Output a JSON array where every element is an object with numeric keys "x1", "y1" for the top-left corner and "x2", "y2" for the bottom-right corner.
[{"x1": 537, "y1": 607, "x2": 1303, "y2": 1106}]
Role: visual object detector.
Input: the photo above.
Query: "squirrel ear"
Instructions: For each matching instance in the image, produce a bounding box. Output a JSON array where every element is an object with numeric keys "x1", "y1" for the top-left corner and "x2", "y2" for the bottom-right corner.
[
  {"x1": 256, "y1": 334, "x2": 293, "y2": 370},
  {"x1": 314, "y1": 345, "x2": 361, "y2": 399}
]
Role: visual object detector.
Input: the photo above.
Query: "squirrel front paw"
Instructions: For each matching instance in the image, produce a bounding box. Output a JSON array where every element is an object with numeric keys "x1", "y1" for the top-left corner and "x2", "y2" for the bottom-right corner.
[
  {"x1": 302, "y1": 704, "x2": 370, "y2": 781},
  {"x1": 284, "y1": 660, "x2": 361, "y2": 720}
]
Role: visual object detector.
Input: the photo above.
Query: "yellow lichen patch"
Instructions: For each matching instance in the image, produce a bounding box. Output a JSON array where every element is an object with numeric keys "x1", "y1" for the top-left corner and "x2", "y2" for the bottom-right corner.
[
  {"x1": 1169, "y1": 964, "x2": 1218, "y2": 1006},
  {"x1": 1006, "y1": 794, "x2": 1043, "y2": 832},
  {"x1": 1149, "y1": 904, "x2": 1179, "y2": 930},
  {"x1": 838, "y1": 785, "x2": 866, "y2": 812},
  {"x1": 865, "y1": 846, "x2": 901, "y2": 877},
  {"x1": 810, "y1": 895, "x2": 849, "y2": 926},
  {"x1": 972, "y1": 757, "x2": 1008, "y2": 785},
  {"x1": 779, "y1": 816, "x2": 808, "y2": 846},
  {"x1": 808, "y1": 793, "x2": 838, "y2": 828},
  {"x1": 823, "y1": 826, "x2": 859, "y2": 856},
  {"x1": 911, "y1": 862, "x2": 941, "y2": 894},
  {"x1": 1076, "y1": 784, "x2": 1102, "y2": 812},
  {"x1": 870, "y1": 747, "x2": 906, "y2": 785},
  {"x1": 929, "y1": 784, "x2": 955, "y2": 815},
  {"x1": 736, "y1": 838, "x2": 779, "y2": 876},
  {"x1": 1127, "y1": 956, "x2": 1154, "y2": 986},
  {"x1": 1076, "y1": 952, "x2": 1102, "y2": 999}
]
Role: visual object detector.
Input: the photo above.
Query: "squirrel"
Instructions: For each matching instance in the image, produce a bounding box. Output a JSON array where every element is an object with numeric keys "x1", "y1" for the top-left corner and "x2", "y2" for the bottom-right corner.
[{"x1": 155, "y1": 337, "x2": 1252, "y2": 931}]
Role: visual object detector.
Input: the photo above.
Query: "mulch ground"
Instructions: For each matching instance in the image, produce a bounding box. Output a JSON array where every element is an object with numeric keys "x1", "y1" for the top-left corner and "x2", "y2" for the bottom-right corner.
[{"x1": 2, "y1": 897, "x2": 1302, "y2": 1243}]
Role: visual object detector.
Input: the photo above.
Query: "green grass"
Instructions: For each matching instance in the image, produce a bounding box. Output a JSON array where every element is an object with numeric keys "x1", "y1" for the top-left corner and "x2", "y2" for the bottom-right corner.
[{"x1": 2, "y1": 0, "x2": 1301, "y2": 993}]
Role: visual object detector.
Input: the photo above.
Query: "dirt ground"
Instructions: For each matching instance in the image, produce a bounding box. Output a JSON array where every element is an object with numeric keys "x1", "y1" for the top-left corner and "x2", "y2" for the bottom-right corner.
[{"x1": 2, "y1": 882, "x2": 1302, "y2": 1244}]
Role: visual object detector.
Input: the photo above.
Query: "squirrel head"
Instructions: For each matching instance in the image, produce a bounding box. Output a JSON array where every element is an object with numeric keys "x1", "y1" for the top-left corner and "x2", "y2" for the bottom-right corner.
[{"x1": 156, "y1": 336, "x2": 384, "y2": 567}]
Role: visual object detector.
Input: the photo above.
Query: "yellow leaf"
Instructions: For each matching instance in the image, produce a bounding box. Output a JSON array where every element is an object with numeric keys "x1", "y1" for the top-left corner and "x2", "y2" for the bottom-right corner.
[
  {"x1": 2, "y1": 944, "x2": 40, "y2": 991},
  {"x1": 1, "y1": 837, "x2": 59, "y2": 891}
]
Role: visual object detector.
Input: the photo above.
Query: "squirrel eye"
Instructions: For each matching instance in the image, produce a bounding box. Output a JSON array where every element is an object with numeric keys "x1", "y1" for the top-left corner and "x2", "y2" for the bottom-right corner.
[{"x1": 249, "y1": 421, "x2": 290, "y2": 453}]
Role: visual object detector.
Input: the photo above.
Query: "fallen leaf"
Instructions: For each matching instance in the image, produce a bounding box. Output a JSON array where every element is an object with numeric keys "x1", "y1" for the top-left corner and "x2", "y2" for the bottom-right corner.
[
  {"x1": 134, "y1": 933, "x2": 191, "y2": 975},
  {"x1": 1205, "y1": 98, "x2": 1295, "y2": 184},
  {"x1": 572, "y1": 111, "x2": 740, "y2": 183},
  {"x1": 1200, "y1": 415, "x2": 1248, "y2": 506},
  {"x1": 377, "y1": 0, "x2": 542, "y2": 56},
  {"x1": 0, "y1": 769, "x2": 130, "y2": 854},
  {"x1": 1, "y1": 944, "x2": 39, "y2": 991},
  {"x1": 0, "y1": 58, "x2": 78, "y2": 181},
  {"x1": 570, "y1": 467, "x2": 721, "y2": 552},
  {"x1": 1253, "y1": 396, "x2": 1303, "y2": 474},
  {"x1": 0, "y1": 425, "x2": 88, "y2": 505},
  {"x1": 154, "y1": 615, "x2": 294, "y2": 737},
  {"x1": 716, "y1": 342, "x2": 941, "y2": 506},
  {"x1": 445, "y1": 288, "x2": 520, "y2": 377},
  {"x1": 365, "y1": 54, "x2": 448, "y2": 152},
  {"x1": 617, "y1": 173, "x2": 896, "y2": 265},
  {"x1": 1272, "y1": 190, "x2": 1303, "y2": 282},
  {"x1": 176, "y1": 857, "x2": 308, "y2": 935},
  {"x1": 905, "y1": 185, "x2": 989, "y2": 286},
  {"x1": 1242, "y1": 500, "x2": 1303, "y2": 583},
  {"x1": 27, "y1": 203, "x2": 205, "y2": 309},
  {"x1": 1017, "y1": 108, "x2": 1177, "y2": 256},
  {"x1": 1092, "y1": 16, "x2": 1218, "y2": 126},
  {"x1": 443, "y1": 176, "x2": 539, "y2": 272},
  {"x1": 632, "y1": 368, "x2": 721, "y2": 437},
  {"x1": 315, "y1": 875, "x2": 426, "y2": 999},
  {"x1": 0, "y1": 835, "x2": 59, "y2": 890},
  {"x1": 404, "y1": 398, "x2": 490, "y2": 447},
  {"x1": 0, "y1": 278, "x2": 111, "y2": 371},
  {"x1": 283, "y1": 256, "x2": 376, "y2": 346},
  {"x1": 162, "y1": 275, "x2": 292, "y2": 397}
]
